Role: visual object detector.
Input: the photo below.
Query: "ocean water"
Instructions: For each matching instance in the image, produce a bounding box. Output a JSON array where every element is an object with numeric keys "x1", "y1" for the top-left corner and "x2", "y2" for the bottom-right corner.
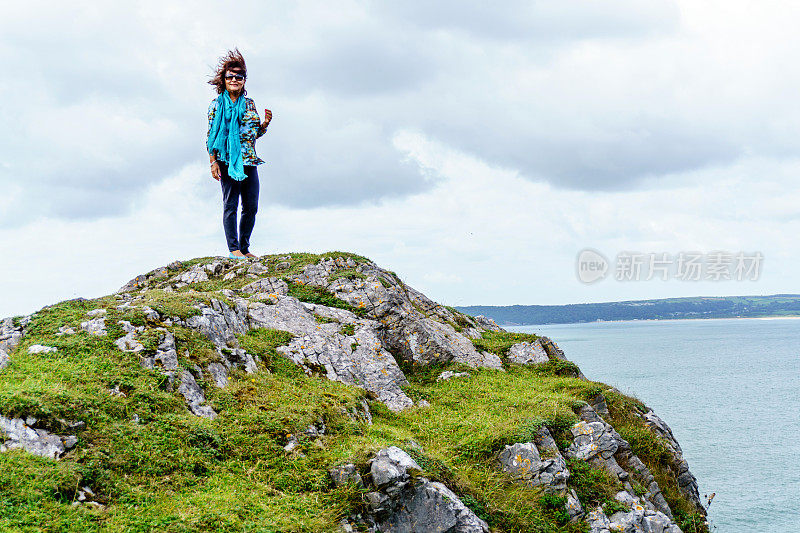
[{"x1": 508, "y1": 318, "x2": 800, "y2": 533}]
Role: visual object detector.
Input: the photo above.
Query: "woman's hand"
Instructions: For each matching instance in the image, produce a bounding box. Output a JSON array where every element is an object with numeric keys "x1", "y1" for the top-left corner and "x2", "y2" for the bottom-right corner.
[
  {"x1": 211, "y1": 161, "x2": 221, "y2": 181},
  {"x1": 262, "y1": 108, "x2": 272, "y2": 128}
]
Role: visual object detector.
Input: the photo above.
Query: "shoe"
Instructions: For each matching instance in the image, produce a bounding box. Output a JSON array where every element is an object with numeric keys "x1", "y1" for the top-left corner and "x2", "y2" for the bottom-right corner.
[
  {"x1": 229, "y1": 253, "x2": 245, "y2": 260},
  {"x1": 244, "y1": 252, "x2": 258, "y2": 258}
]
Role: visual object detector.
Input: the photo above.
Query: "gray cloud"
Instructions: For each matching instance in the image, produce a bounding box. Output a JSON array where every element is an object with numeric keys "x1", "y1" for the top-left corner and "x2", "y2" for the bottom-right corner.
[
  {"x1": 378, "y1": 0, "x2": 680, "y2": 42},
  {"x1": 267, "y1": 31, "x2": 439, "y2": 97}
]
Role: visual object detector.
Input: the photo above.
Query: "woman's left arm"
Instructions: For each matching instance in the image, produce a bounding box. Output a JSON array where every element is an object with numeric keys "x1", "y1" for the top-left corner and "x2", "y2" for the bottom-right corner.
[{"x1": 244, "y1": 99, "x2": 271, "y2": 139}]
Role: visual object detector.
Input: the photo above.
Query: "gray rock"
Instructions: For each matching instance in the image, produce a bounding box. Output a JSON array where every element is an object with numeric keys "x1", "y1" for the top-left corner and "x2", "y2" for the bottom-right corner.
[
  {"x1": 117, "y1": 273, "x2": 149, "y2": 293},
  {"x1": 177, "y1": 371, "x2": 217, "y2": 419},
  {"x1": 567, "y1": 421, "x2": 619, "y2": 461},
  {"x1": 382, "y1": 315, "x2": 503, "y2": 369},
  {"x1": 283, "y1": 435, "x2": 300, "y2": 453},
  {"x1": 28, "y1": 344, "x2": 58, "y2": 354},
  {"x1": 56, "y1": 325, "x2": 75, "y2": 336},
  {"x1": 437, "y1": 371, "x2": 470, "y2": 381},
  {"x1": 0, "y1": 415, "x2": 76, "y2": 459},
  {"x1": 0, "y1": 349, "x2": 9, "y2": 371},
  {"x1": 330, "y1": 463, "x2": 364, "y2": 488},
  {"x1": 276, "y1": 321, "x2": 413, "y2": 412},
  {"x1": 221, "y1": 347, "x2": 258, "y2": 374},
  {"x1": 566, "y1": 489, "x2": 585, "y2": 521},
  {"x1": 208, "y1": 363, "x2": 229, "y2": 388},
  {"x1": 370, "y1": 446, "x2": 422, "y2": 488},
  {"x1": 378, "y1": 479, "x2": 490, "y2": 533},
  {"x1": 174, "y1": 265, "x2": 209, "y2": 285},
  {"x1": 154, "y1": 331, "x2": 179, "y2": 370},
  {"x1": 568, "y1": 405, "x2": 676, "y2": 520},
  {"x1": 241, "y1": 277, "x2": 289, "y2": 296},
  {"x1": 585, "y1": 492, "x2": 684, "y2": 533},
  {"x1": 507, "y1": 340, "x2": 550, "y2": 365},
  {"x1": 304, "y1": 419, "x2": 326, "y2": 437},
  {"x1": 80, "y1": 317, "x2": 107, "y2": 336},
  {"x1": 473, "y1": 315, "x2": 503, "y2": 331},
  {"x1": 538, "y1": 337, "x2": 585, "y2": 378},
  {"x1": 118, "y1": 264, "x2": 174, "y2": 292},
  {"x1": 0, "y1": 317, "x2": 24, "y2": 353},
  {"x1": 460, "y1": 327, "x2": 481, "y2": 339},
  {"x1": 205, "y1": 261, "x2": 224, "y2": 276},
  {"x1": 114, "y1": 321, "x2": 144, "y2": 353},
  {"x1": 250, "y1": 296, "x2": 413, "y2": 411},
  {"x1": 141, "y1": 306, "x2": 160, "y2": 322},
  {"x1": 186, "y1": 298, "x2": 249, "y2": 348},
  {"x1": 496, "y1": 442, "x2": 569, "y2": 492},
  {"x1": 86, "y1": 308, "x2": 107, "y2": 317},
  {"x1": 247, "y1": 263, "x2": 269, "y2": 275}
]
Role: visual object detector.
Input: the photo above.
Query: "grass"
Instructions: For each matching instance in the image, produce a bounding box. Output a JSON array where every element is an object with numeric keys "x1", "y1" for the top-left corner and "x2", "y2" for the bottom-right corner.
[
  {"x1": 472, "y1": 330, "x2": 541, "y2": 357},
  {"x1": 286, "y1": 282, "x2": 367, "y2": 317}
]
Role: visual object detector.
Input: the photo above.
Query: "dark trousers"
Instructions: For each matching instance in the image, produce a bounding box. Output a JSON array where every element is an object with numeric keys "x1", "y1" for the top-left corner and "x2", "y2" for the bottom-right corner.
[{"x1": 218, "y1": 162, "x2": 259, "y2": 253}]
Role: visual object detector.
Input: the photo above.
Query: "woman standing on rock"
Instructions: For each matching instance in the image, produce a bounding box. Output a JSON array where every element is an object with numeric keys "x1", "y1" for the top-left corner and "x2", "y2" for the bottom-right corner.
[{"x1": 207, "y1": 49, "x2": 272, "y2": 259}]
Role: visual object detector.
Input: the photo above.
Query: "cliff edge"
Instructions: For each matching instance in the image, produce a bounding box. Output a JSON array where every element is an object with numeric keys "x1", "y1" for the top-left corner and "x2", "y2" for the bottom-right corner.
[{"x1": 0, "y1": 252, "x2": 708, "y2": 532}]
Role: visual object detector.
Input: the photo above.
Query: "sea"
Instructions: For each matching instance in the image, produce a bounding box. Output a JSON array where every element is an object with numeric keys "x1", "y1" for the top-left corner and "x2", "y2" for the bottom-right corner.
[{"x1": 507, "y1": 318, "x2": 800, "y2": 533}]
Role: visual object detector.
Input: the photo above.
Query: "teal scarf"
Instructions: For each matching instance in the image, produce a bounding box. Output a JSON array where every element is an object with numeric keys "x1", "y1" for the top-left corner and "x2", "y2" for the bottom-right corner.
[{"x1": 207, "y1": 91, "x2": 247, "y2": 180}]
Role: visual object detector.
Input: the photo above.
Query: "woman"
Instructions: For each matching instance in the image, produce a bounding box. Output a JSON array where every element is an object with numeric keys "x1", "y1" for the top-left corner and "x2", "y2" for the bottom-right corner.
[{"x1": 207, "y1": 49, "x2": 272, "y2": 259}]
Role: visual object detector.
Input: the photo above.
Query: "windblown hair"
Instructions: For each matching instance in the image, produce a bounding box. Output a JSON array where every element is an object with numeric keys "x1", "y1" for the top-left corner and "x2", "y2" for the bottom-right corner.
[{"x1": 208, "y1": 48, "x2": 247, "y2": 95}]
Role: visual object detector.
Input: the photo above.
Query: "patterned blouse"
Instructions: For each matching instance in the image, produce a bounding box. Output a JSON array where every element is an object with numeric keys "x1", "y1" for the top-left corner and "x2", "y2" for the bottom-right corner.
[{"x1": 207, "y1": 96, "x2": 268, "y2": 166}]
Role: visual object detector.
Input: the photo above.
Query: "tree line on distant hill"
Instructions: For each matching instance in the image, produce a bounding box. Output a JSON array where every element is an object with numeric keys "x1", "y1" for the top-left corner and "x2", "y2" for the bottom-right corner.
[{"x1": 456, "y1": 294, "x2": 800, "y2": 325}]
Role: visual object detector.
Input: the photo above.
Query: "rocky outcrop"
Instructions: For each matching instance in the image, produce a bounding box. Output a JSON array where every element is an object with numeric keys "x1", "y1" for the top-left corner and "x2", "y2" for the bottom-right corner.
[
  {"x1": 177, "y1": 371, "x2": 217, "y2": 420},
  {"x1": 641, "y1": 409, "x2": 704, "y2": 510},
  {"x1": 566, "y1": 403, "x2": 674, "y2": 520},
  {"x1": 507, "y1": 339, "x2": 549, "y2": 365},
  {"x1": 1, "y1": 316, "x2": 28, "y2": 372},
  {"x1": 334, "y1": 446, "x2": 490, "y2": 532},
  {"x1": 249, "y1": 296, "x2": 413, "y2": 412},
  {"x1": 0, "y1": 416, "x2": 79, "y2": 459},
  {"x1": 472, "y1": 315, "x2": 502, "y2": 332},
  {"x1": 114, "y1": 321, "x2": 144, "y2": 353},
  {"x1": 111, "y1": 255, "x2": 509, "y2": 416},
  {"x1": 497, "y1": 440, "x2": 569, "y2": 492},
  {"x1": 586, "y1": 492, "x2": 683, "y2": 533},
  {"x1": 496, "y1": 427, "x2": 585, "y2": 522}
]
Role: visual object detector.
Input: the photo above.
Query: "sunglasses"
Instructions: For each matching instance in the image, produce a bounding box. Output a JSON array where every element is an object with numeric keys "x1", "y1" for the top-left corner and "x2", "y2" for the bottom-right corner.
[{"x1": 225, "y1": 73, "x2": 246, "y2": 81}]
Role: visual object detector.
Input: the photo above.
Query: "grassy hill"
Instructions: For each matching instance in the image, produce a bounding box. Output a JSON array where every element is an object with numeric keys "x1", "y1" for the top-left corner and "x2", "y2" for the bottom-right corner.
[{"x1": 0, "y1": 252, "x2": 707, "y2": 532}]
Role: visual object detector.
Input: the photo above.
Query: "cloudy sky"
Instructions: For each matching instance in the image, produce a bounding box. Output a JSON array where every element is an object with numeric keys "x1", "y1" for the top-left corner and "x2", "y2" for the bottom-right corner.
[{"x1": 1, "y1": 0, "x2": 799, "y2": 318}]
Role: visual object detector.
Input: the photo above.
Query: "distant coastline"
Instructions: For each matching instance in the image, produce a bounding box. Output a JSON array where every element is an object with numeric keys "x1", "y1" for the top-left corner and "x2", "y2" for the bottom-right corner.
[{"x1": 455, "y1": 294, "x2": 800, "y2": 326}]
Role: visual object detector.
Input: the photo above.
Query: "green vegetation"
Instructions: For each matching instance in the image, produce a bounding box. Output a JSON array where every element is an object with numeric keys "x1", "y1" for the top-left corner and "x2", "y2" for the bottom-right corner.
[
  {"x1": 286, "y1": 282, "x2": 367, "y2": 317},
  {"x1": 471, "y1": 330, "x2": 540, "y2": 357}
]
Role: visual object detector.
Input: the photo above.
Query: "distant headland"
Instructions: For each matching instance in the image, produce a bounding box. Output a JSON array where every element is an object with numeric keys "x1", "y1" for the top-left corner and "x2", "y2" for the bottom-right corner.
[{"x1": 456, "y1": 294, "x2": 800, "y2": 326}]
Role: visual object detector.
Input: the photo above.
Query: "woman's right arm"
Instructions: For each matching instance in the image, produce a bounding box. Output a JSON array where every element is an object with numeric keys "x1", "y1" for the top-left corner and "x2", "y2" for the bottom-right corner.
[{"x1": 207, "y1": 100, "x2": 221, "y2": 180}]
